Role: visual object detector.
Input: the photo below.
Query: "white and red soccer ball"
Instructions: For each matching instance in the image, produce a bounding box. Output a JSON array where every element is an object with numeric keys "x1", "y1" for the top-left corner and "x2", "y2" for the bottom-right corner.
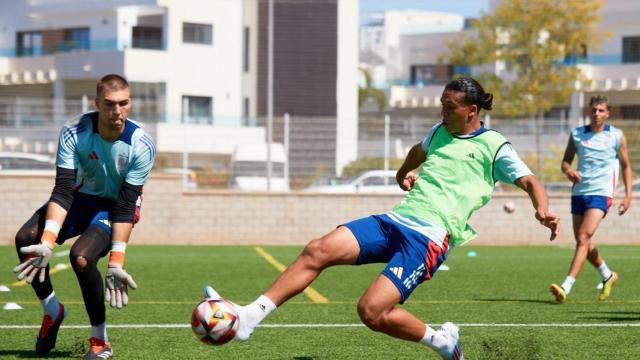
[{"x1": 191, "y1": 298, "x2": 239, "y2": 345}]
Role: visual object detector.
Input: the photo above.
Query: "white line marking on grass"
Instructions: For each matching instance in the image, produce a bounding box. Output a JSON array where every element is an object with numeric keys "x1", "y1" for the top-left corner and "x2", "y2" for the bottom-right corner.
[{"x1": 2, "y1": 323, "x2": 640, "y2": 330}]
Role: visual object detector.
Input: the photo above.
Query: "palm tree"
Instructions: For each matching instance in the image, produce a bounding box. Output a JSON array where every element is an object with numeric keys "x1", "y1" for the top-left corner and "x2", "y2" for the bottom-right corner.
[{"x1": 358, "y1": 67, "x2": 386, "y2": 114}]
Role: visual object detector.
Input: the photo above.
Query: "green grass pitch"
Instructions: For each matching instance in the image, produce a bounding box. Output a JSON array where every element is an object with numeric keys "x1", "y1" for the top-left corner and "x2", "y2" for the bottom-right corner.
[{"x1": 1, "y1": 244, "x2": 639, "y2": 359}]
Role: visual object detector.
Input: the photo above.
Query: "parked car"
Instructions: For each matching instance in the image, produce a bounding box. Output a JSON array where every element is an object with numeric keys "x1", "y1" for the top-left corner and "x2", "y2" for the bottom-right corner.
[
  {"x1": 0, "y1": 152, "x2": 55, "y2": 175},
  {"x1": 159, "y1": 167, "x2": 198, "y2": 189},
  {"x1": 305, "y1": 170, "x2": 404, "y2": 194},
  {"x1": 229, "y1": 143, "x2": 289, "y2": 192}
]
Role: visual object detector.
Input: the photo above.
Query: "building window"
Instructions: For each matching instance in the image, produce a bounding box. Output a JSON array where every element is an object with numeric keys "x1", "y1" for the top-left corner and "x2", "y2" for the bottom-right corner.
[
  {"x1": 16, "y1": 31, "x2": 43, "y2": 57},
  {"x1": 243, "y1": 27, "x2": 250, "y2": 72},
  {"x1": 183, "y1": 23, "x2": 213, "y2": 45},
  {"x1": 410, "y1": 64, "x2": 453, "y2": 86},
  {"x1": 622, "y1": 36, "x2": 640, "y2": 63},
  {"x1": 133, "y1": 26, "x2": 163, "y2": 49},
  {"x1": 59, "y1": 28, "x2": 90, "y2": 52},
  {"x1": 621, "y1": 105, "x2": 640, "y2": 120},
  {"x1": 182, "y1": 96, "x2": 213, "y2": 124},
  {"x1": 243, "y1": 97, "x2": 251, "y2": 126}
]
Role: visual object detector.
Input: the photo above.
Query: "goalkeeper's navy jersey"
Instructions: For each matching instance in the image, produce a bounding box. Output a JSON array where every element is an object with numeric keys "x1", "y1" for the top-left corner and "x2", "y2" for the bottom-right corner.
[{"x1": 56, "y1": 111, "x2": 155, "y2": 200}]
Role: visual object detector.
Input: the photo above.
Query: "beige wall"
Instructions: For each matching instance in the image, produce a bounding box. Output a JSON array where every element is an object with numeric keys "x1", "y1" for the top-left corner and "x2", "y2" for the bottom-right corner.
[{"x1": 1, "y1": 174, "x2": 639, "y2": 246}]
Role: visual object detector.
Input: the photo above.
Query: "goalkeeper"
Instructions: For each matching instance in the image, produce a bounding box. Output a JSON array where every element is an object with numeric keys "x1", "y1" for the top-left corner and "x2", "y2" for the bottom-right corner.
[{"x1": 13, "y1": 74, "x2": 155, "y2": 359}]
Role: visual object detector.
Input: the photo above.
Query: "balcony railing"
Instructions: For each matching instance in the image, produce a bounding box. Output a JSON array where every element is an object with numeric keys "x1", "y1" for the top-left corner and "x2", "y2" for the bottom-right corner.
[{"x1": 2, "y1": 37, "x2": 166, "y2": 58}]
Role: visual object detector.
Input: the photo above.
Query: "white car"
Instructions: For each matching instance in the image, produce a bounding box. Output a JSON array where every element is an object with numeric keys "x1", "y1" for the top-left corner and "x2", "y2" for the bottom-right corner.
[
  {"x1": 0, "y1": 152, "x2": 55, "y2": 175},
  {"x1": 229, "y1": 143, "x2": 289, "y2": 192},
  {"x1": 305, "y1": 170, "x2": 404, "y2": 194},
  {"x1": 160, "y1": 168, "x2": 198, "y2": 190}
]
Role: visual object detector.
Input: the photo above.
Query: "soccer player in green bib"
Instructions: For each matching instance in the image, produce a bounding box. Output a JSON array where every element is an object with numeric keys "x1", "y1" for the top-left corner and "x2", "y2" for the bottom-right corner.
[{"x1": 206, "y1": 77, "x2": 560, "y2": 359}]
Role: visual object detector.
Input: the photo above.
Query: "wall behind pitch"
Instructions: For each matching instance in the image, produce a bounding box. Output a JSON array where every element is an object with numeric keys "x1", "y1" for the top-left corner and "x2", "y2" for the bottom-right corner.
[{"x1": 1, "y1": 174, "x2": 638, "y2": 246}]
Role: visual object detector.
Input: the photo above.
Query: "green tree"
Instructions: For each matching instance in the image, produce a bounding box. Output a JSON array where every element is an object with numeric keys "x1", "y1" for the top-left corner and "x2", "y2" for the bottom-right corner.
[
  {"x1": 442, "y1": 0, "x2": 608, "y2": 117},
  {"x1": 358, "y1": 67, "x2": 386, "y2": 113}
]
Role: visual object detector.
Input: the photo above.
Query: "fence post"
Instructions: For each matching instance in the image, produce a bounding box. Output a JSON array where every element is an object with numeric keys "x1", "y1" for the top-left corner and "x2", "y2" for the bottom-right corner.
[
  {"x1": 82, "y1": 95, "x2": 89, "y2": 113},
  {"x1": 181, "y1": 97, "x2": 190, "y2": 191},
  {"x1": 266, "y1": 0, "x2": 274, "y2": 192},
  {"x1": 284, "y1": 112, "x2": 290, "y2": 190},
  {"x1": 384, "y1": 113, "x2": 390, "y2": 186}
]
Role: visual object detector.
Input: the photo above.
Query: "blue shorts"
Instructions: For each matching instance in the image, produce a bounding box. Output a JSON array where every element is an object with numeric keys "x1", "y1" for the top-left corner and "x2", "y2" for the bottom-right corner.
[
  {"x1": 39, "y1": 192, "x2": 115, "y2": 244},
  {"x1": 571, "y1": 195, "x2": 612, "y2": 216},
  {"x1": 343, "y1": 214, "x2": 450, "y2": 302}
]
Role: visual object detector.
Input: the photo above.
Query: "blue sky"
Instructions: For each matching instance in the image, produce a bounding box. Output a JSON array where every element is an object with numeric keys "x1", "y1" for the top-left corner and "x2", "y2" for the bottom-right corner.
[{"x1": 360, "y1": 0, "x2": 489, "y2": 18}]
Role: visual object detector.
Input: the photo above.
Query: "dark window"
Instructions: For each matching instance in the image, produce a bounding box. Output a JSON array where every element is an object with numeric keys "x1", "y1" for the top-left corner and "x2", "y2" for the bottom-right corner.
[
  {"x1": 410, "y1": 64, "x2": 453, "y2": 86},
  {"x1": 183, "y1": 23, "x2": 213, "y2": 45},
  {"x1": 243, "y1": 97, "x2": 250, "y2": 126},
  {"x1": 59, "y1": 28, "x2": 90, "y2": 52},
  {"x1": 621, "y1": 105, "x2": 640, "y2": 120},
  {"x1": 16, "y1": 31, "x2": 43, "y2": 57},
  {"x1": 133, "y1": 26, "x2": 163, "y2": 49},
  {"x1": 243, "y1": 97, "x2": 250, "y2": 117},
  {"x1": 564, "y1": 44, "x2": 588, "y2": 65},
  {"x1": 622, "y1": 36, "x2": 640, "y2": 63},
  {"x1": 183, "y1": 96, "x2": 212, "y2": 124},
  {"x1": 243, "y1": 26, "x2": 250, "y2": 72}
]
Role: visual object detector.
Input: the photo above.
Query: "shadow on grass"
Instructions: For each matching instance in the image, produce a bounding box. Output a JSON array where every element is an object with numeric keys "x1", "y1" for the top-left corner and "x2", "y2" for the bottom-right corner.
[
  {"x1": 0, "y1": 350, "x2": 73, "y2": 358},
  {"x1": 474, "y1": 298, "x2": 553, "y2": 305},
  {"x1": 576, "y1": 310, "x2": 640, "y2": 322}
]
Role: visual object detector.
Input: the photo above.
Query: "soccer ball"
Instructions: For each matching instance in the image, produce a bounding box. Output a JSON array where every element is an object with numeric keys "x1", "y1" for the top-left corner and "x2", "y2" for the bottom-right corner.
[
  {"x1": 191, "y1": 298, "x2": 239, "y2": 345},
  {"x1": 503, "y1": 201, "x2": 516, "y2": 214}
]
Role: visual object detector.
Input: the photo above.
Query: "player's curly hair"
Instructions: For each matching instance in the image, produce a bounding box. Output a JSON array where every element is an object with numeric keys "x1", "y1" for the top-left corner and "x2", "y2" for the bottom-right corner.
[
  {"x1": 96, "y1": 74, "x2": 129, "y2": 97},
  {"x1": 445, "y1": 77, "x2": 493, "y2": 112}
]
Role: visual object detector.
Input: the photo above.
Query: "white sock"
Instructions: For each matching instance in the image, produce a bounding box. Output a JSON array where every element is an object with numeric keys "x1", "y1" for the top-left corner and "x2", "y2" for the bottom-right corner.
[
  {"x1": 246, "y1": 295, "x2": 276, "y2": 326},
  {"x1": 91, "y1": 322, "x2": 108, "y2": 342},
  {"x1": 40, "y1": 291, "x2": 60, "y2": 318},
  {"x1": 420, "y1": 325, "x2": 448, "y2": 352},
  {"x1": 236, "y1": 295, "x2": 276, "y2": 340},
  {"x1": 561, "y1": 276, "x2": 576, "y2": 294},
  {"x1": 597, "y1": 262, "x2": 612, "y2": 282}
]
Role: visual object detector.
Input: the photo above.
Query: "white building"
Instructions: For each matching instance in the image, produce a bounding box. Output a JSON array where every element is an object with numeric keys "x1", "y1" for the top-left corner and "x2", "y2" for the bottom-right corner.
[
  {"x1": 572, "y1": 1, "x2": 640, "y2": 120},
  {"x1": 0, "y1": 0, "x2": 359, "y2": 177},
  {"x1": 359, "y1": 9, "x2": 465, "y2": 88},
  {"x1": 388, "y1": 1, "x2": 640, "y2": 122},
  {"x1": 0, "y1": 0, "x2": 254, "y2": 125}
]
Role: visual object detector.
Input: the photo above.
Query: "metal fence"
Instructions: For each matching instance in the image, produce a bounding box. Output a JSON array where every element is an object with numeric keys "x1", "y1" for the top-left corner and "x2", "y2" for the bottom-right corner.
[{"x1": 1, "y1": 97, "x2": 639, "y2": 192}]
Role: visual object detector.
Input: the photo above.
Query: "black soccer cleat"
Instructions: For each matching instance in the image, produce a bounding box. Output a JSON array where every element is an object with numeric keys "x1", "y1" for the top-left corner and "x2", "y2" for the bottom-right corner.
[{"x1": 35, "y1": 303, "x2": 66, "y2": 356}]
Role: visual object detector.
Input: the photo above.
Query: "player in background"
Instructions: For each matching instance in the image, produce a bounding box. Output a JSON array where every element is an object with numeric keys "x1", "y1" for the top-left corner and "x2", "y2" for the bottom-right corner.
[
  {"x1": 13, "y1": 74, "x2": 155, "y2": 359},
  {"x1": 206, "y1": 77, "x2": 559, "y2": 360},
  {"x1": 550, "y1": 95, "x2": 632, "y2": 304}
]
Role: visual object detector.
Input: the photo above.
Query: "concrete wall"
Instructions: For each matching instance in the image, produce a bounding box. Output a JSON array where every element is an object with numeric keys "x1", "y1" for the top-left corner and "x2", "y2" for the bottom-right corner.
[{"x1": 1, "y1": 174, "x2": 639, "y2": 246}]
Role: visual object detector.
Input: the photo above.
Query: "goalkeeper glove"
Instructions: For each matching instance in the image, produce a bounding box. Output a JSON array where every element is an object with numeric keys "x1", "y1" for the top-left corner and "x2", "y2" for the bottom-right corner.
[
  {"x1": 13, "y1": 220, "x2": 59, "y2": 283},
  {"x1": 104, "y1": 241, "x2": 137, "y2": 308},
  {"x1": 105, "y1": 264, "x2": 137, "y2": 308}
]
